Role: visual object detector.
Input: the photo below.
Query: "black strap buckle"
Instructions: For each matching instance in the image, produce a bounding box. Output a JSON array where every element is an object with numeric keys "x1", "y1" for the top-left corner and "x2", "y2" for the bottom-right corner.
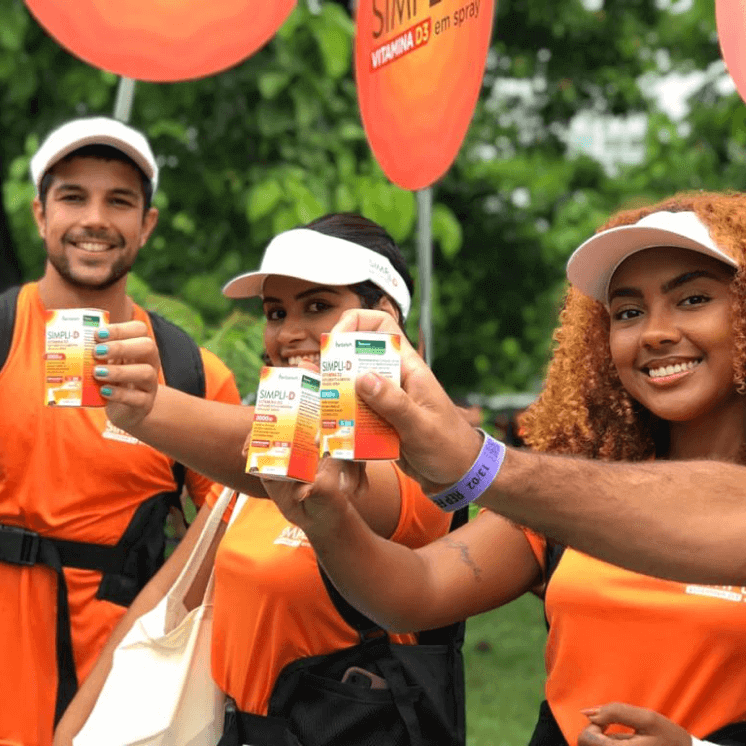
[{"x1": 0, "y1": 524, "x2": 41, "y2": 566}]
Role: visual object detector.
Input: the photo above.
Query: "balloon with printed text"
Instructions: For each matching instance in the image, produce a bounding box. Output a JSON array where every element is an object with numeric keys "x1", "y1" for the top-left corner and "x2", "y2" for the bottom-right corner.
[
  {"x1": 716, "y1": 0, "x2": 746, "y2": 105},
  {"x1": 355, "y1": 0, "x2": 495, "y2": 190},
  {"x1": 24, "y1": 0, "x2": 296, "y2": 82}
]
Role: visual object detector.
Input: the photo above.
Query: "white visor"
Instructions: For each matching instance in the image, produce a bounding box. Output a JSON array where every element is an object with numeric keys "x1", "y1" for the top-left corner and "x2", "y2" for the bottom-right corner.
[
  {"x1": 566, "y1": 210, "x2": 738, "y2": 304},
  {"x1": 222, "y1": 228, "x2": 412, "y2": 320}
]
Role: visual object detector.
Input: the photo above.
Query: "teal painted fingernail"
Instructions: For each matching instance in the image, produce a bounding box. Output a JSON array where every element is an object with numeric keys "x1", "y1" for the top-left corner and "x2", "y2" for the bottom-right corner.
[
  {"x1": 95, "y1": 344, "x2": 108, "y2": 356},
  {"x1": 97, "y1": 328, "x2": 110, "y2": 340},
  {"x1": 94, "y1": 366, "x2": 108, "y2": 378},
  {"x1": 100, "y1": 386, "x2": 113, "y2": 397}
]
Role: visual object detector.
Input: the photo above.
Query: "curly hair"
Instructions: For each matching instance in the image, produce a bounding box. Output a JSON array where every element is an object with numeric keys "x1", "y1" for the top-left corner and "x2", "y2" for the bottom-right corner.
[{"x1": 519, "y1": 191, "x2": 746, "y2": 461}]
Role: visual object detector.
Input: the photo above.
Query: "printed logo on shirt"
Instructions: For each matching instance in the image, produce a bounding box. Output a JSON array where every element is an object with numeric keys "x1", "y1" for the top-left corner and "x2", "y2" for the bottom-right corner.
[
  {"x1": 102, "y1": 419, "x2": 141, "y2": 445},
  {"x1": 685, "y1": 585, "x2": 745, "y2": 603},
  {"x1": 274, "y1": 524, "x2": 312, "y2": 548}
]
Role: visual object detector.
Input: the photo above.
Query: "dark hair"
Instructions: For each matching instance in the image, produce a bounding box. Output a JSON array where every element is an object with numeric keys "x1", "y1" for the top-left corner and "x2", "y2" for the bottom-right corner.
[
  {"x1": 303, "y1": 213, "x2": 414, "y2": 323},
  {"x1": 39, "y1": 144, "x2": 153, "y2": 212}
]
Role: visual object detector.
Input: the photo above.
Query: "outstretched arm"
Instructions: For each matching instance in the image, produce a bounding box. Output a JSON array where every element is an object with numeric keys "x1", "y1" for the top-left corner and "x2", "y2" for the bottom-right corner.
[
  {"x1": 125, "y1": 383, "x2": 264, "y2": 495},
  {"x1": 334, "y1": 310, "x2": 746, "y2": 585},
  {"x1": 92, "y1": 321, "x2": 266, "y2": 496},
  {"x1": 263, "y1": 458, "x2": 541, "y2": 632}
]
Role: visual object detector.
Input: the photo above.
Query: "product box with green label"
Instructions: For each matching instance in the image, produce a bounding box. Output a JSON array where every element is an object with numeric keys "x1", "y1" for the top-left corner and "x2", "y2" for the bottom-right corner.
[
  {"x1": 246, "y1": 366, "x2": 321, "y2": 482},
  {"x1": 319, "y1": 331, "x2": 401, "y2": 460}
]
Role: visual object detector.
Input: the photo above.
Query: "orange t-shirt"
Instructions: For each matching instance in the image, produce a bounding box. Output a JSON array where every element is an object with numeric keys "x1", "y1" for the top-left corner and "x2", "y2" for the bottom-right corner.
[
  {"x1": 524, "y1": 531, "x2": 746, "y2": 745},
  {"x1": 0, "y1": 283, "x2": 241, "y2": 746},
  {"x1": 209, "y1": 466, "x2": 452, "y2": 715}
]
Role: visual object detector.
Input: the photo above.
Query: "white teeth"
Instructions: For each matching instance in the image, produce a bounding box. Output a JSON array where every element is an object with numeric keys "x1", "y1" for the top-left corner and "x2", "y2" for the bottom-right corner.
[
  {"x1": 287, "y1": 354, "x2": 320, "y2": 367},
  {"x1": 76, "y1": 242, "x2": 110, "y2": 252},
  {"x1": 648, "y1": 360, "x2": 700, "y2": 378}
]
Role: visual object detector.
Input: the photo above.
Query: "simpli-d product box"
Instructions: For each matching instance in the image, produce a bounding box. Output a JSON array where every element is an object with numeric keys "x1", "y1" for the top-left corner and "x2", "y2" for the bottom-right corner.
[
  {"x1": 246, "y1": 367, "x2": 321, "y2": 482},
  {"x1": 319, "y1": 331, "x2": 401, "y2": 461},
  {"x1": 44, "y1": 308, "x2": 109, "y2": 407}
]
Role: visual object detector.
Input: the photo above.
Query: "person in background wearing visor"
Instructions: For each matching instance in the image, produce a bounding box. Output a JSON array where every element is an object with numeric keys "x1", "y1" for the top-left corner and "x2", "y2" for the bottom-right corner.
[
  {"x1": 0, "y1": 117, "x2": 241, "y2": 746},
  {"x1": 263, "y1": 192, "x2": 746, "y2": 746},
  {"x1": 55, "y1": 213, "x2": 456, "y2": 746}
]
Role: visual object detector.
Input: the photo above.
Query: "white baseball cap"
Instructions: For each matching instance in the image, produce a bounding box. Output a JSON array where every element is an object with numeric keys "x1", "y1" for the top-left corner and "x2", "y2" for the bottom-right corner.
[
  {"x1": 223, "y1": 228, "x2": 412, "y2": 320},
  {"x1": 30, "y1": 116, "x2": 158, "y2": 194},
  {"x1": 566, "y1": 210, "x2": 738, "y2": 304}
]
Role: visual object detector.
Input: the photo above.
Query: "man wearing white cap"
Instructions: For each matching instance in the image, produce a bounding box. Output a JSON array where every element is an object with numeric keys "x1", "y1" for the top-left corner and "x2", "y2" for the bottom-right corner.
[{"x1": 0, "y1": 116, "x2": 240, "y2": 745}]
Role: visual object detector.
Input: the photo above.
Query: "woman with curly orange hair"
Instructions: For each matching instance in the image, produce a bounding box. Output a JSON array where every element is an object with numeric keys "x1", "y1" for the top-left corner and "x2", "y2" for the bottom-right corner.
[{"x1": 266, "y1": 191, "x2": 746, "y2": 746}]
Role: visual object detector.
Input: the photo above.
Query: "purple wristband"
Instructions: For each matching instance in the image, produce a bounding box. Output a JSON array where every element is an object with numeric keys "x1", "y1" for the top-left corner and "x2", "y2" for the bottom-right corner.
[{"x1": 429, "y1": 429, "x2": 506, "y2": 512}]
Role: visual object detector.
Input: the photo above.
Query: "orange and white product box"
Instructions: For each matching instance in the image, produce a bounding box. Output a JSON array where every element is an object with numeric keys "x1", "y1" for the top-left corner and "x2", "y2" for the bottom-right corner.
[
  {"x1": 319, "y1": 331, "x2": 401, "y2": 461},
  {"x1": 245, "y1": 367, "x2": 321, "y2": 482},
  {"x1": 44, "y1": 308, "x2": 109, "y2": 407}
]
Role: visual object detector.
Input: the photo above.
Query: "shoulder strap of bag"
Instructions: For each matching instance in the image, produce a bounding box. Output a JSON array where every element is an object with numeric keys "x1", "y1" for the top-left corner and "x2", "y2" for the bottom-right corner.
[
  {"x1": 164, "y1": 485, "x2": 234, "y2": 627},
  {"x1": 147, "y1": 309, "x2": 206, "y2": 399},
  {"x1": 317, "y1": 505, "x2": 468, "y2": 746},
  {"x1": 542, "y1": 541, "x2": 565, "y2": 630},
  {"x1": 318, "y1": 505, "x2": 469, "y2": 643},
  {"x1": 146, "y1": 309, "x2": 206, "y2": 512},
  {"x1": 0, "y1": 284, "x2": 20, "y2": 371},
  {"x1": 545, "y1": 541, "x2": 565, "y2": 583}
]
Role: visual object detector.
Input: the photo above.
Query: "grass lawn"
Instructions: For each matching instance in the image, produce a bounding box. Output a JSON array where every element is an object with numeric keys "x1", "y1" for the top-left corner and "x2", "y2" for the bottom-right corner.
[{"x1": 464, "y1": 592, "x2": 548, "y2": 746}]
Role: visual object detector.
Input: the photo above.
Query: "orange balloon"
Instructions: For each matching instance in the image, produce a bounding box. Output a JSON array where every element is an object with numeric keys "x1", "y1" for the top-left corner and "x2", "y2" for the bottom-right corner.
[
  {"x1": 355, "y1": 0, "x2": 494, "y2": 190},
  {"x1": 24, "y1": 0, "x2": 296, "y2": 82},
  {"x1": 716, "y1": 0, "x2": 746, "y2": 104}
]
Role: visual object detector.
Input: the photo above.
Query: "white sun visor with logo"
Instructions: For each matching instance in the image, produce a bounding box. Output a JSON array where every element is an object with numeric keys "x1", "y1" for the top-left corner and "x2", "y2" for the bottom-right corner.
[
  {"x1": 222, "y1": 228, "x2": 412, "y2": 320},
  {"x1": 566, "y1": 210, "x2": 738, "y2": 305}
]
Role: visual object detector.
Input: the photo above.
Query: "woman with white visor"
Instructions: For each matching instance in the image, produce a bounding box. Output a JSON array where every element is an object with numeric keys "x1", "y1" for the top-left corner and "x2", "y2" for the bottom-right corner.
[
  {"x1": 55, "y1": 213, "x2": 456, "y2": 745},
  {"x1": 263, "y1": 192, "x2": 746, "y2": 746}
]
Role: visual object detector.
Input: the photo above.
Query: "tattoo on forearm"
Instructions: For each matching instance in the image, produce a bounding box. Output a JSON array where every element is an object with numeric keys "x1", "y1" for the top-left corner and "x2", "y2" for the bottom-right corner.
[{"x1": 445, "y1": 538, "x2": 482, "y2": 581}]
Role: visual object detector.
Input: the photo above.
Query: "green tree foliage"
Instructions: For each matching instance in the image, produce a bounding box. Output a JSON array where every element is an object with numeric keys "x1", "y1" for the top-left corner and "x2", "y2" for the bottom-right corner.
[{"x1": 1, "y1": 0, "x2": 742, "y2": 399}]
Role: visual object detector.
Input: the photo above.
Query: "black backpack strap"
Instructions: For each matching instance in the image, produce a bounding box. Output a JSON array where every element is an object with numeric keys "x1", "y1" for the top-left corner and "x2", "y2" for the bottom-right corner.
[
  {"x1": 147, "y1": 310, "x2": 206, "y2": 512},
  {"x1": 0, "y1": 525, "x2": 78, "y2": 727},
  {"x1": 318, "y1": 561, "x2": 384, "y2": 639},
  {"x1": 542, "y1": 541, "x2": 565, "y2": 630},
  {"x1": 90, "y1": 312, "x2": 207, "y2": 610},
  {"x1": 0, "y1": 284, "x2": 20, "y2": 371},
  {"x1": 95, "y1": 492, "x2": 173, "y2": 606},
  {"x1": 545, "y1": 541, "x2": 565, "y2": 584},
  {"x1": 147, "y1": 310, "x2": 206, "y2": 399},
  {"x1": 0, "y1": 493, "x2": 174, "y2": 728},
  {"x1": 318, "y1": 505, "x2": 469, "y2": 642}
]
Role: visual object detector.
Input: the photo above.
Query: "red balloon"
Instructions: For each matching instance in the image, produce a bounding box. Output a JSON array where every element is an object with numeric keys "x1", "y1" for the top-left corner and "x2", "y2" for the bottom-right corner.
[
  {"x1": 716, "y1": 0, "x2": 746, "y2": 103},
  {"x1": 355, "y1": 0, "x2": 494, "y2": 190},
  {"x1": 25, "y1": 0, "x2": 296, "y2": 82}
]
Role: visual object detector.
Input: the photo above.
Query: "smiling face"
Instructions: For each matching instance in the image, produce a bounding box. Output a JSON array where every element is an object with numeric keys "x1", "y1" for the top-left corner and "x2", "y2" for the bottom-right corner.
[
  {"x1": 262, "y1": 275, "x2": 398, "y2": 368},
  {"x1": 32, "y1": 155, "x2": 158, "y2": 292},
  {"x1": 608, "y1": 246, "x2": 740, "y2": 428}
]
